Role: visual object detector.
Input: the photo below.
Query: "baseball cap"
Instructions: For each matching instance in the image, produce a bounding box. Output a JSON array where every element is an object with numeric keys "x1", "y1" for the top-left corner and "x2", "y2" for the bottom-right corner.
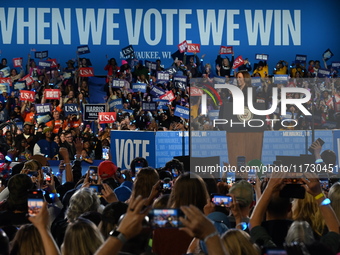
[
  {"x1": 43, "y1": 127, "x2": 52, "y2": 134},
  {"x1": 229, "y1": 180, "x2": 254, "y2": 208},
  {"x1": 98, "y1": 160, "x2": 118, "y2": 179}
]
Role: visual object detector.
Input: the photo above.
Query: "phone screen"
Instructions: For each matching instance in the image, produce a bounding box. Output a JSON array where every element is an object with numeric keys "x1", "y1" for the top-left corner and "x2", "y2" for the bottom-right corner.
[
  {"x1": 135, "y1": 163, "x2": 142, "y2": 174},
  {"x1": 28, "y1": 190, "x2": 44, "y2": 217},
  {"x1": 89, "y1": 184, "x2": 102, "y2": 193},
  {"x1": 211, "y1": 194, "x2": 233, "y2": 207},
  {"x1": 102, "y1": 146, "x2": 110, "y2": 160},
  {"x1": 89, "y1": 166, "x2": 98, "y2": 181},
  {"x1": 149, "y1": 209, "x2": 183, "y2": 228}
]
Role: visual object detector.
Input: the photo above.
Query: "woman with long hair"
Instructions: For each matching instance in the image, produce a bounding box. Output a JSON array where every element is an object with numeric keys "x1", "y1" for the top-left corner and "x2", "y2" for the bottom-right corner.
[{"x1": 222, "y1": 229, "x2": 260, "y2": 255}]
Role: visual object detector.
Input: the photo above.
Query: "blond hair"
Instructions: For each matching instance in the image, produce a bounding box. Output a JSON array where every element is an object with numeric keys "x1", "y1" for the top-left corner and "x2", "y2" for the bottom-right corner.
[
  {"x1": 221, "y1": 229, "x2": 260, "y2": 255},
  {"x1": 10, "y1": 224, "x2": 45, "y2": 255},
  {"x1": 328, "y1": 182, "x2": 340, "y2": 221},
  {"x1": 62, "y1": 218, "x2": 104, "y2": 255},
  {"x1": 292, "y1": 192, "x2": 325, "y2": 236}
]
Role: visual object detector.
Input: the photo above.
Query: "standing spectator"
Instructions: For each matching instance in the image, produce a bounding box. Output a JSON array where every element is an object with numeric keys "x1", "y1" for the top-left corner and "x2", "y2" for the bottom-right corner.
[
  {"x1": 33, "y1": 127, "x2": 59, "y2": 160},
  {"x1": 14, "y1": 122, "x2": 37, "y2": 152},
  {"x1": 60, "y1": 131, "x2": 76, "y2": 160}
]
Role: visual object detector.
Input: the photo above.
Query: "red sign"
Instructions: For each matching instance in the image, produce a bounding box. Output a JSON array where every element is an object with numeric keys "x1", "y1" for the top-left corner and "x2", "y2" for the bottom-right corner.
[
  {"x1": 220, "y1": 46, "x2": 233, "y2": 54},
  {"x1": 79, "y1": 67, "x2": 94, "y2": 77},
  {"x1": 178, "y1": 40, "x2": 188, "y2": 53},
  {"x1": 13, "y1": 57, "x2": 23, "y2": 67},
  {"x1": 98, "y1": 112, "x2": 116, "y2": 124},
  {"x1": 48, "y1": 58, "x2": 58, "y2": 68},
  {"x1": 160, "y1": 91, "x2": 175, "y2": 102},
  {"x1": 187, "y1": 43, "x2": 200, "y2": 53},
  {"x1": 20, "y1": 90, "x2": 35, "y2": 102},
  {"x1": 0, "y1": 78, "x2": 12, "y2": 87},
  {"x1": 232, "y1": 55, "x2": 244, "y2": 69},
  {"x1": 189, "y1": 87, "x2": 203, "y2": 96},
  {"x1": 45, "y1": 89, "x2": 61, "y2": 99},
  {"x1": 20, "y1": 75, "x2": 34, "y2": 86}
]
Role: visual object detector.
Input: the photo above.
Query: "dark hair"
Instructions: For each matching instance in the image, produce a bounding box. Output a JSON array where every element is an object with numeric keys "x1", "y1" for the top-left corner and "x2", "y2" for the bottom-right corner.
[{"x1": 321, "y1": 150, "x2": 336, "y2": 165}]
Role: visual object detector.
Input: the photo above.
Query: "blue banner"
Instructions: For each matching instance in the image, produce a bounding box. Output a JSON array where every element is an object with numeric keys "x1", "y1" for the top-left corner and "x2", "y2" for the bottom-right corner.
[
  {"x1": 64, "y1": 103, "x2": 78, "y2": 116},
  {"x1": 150, "y1": 86, "x2": 165, "y2": 97},
  {"x1": 112, "y1": 79, "x2": 126, "y2": 88},
  {"x1": 174, "y1": 105, "x2": 189, "y2": 119},
  {"x1": 142, "y1": 102, "x2": 157, "y2": 111},
  {"x1": 132, "y1": 83, "x2": 146, "y2": 93},
  {"x1": 111, "y1": 130, "x2": 156, "y2": 169},
  {"x1": 295, "y1": 54, "x2": 307, "y2": 64},
  {"x1": 251, "y1": 77, "x2": 262, "y2": 87},
  {"x1": 36, "y1": 103, "x2": 52, "y2": 115},
  {"x1": 0, "y1": 1, "x2": 339, "y2": 76},
  {"x1": 261, "y1": 130, "x2": 334, "y2": 165},
  {"x1": 109, "y1": 98, "x2": 123, "y2": 110},
  {"x1": 273, "y1": 74, "x2": 289, "y2": 84},
  {"x1": 318, "y1": 68, "x2": 331, "y2": 78},
  {"x1": 77, "y1": 45, "x2": 90, "y2": 55}
]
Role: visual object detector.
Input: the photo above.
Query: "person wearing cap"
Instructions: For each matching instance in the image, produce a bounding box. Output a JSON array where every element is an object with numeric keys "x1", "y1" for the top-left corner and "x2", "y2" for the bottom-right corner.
[
  {"x1": 228, "y1": 180, "x2": 255, "y2": 228},
  {"x1": 33, "y1": 127, "x2": 59, "y2": 160}
]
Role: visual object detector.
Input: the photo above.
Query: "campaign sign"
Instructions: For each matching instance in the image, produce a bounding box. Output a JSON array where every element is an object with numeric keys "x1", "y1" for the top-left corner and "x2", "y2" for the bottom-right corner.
[
  {"x1": 0, "y1": 67, "x2": 10, "y2": 77},
  {"x1": 48, "y1": 58, "x2": 58, "y2": 68},
  {"x1": 157, "y1": 72, "x2": 170, "y2": 81},
  {"x1": 14, "y1": 81, "x2": 26, "y2": 90},
  {"x1": 156, "y1": 100, "x2": 169, "y2": 109},
  {"x1": 332, "y1": 62, "x2": 340, "y2": 69},
  {"x1": 13, "y1": 57, "x2": 23, "y2": 67},
  {"x1": 36, "y1": 114, "x2": 51, "y2": 124},
  {"x1": 295, "y1": 54, "x2": 307, "y2": 64},
  {"x1": 164, "y1": 67, "x2": 177, "y2": 75},
  {"x1": 178, "y1": 40, "x2": 188, "y2": 53},
  {"x1": 213, "y1": 76, "x2": 226, "y2": 85},
  {"x1": 38, "y1": 60, "x2": 51, "y2": 69},
  {"x1": 318, "y1": 68, "x2": 331, "y2": 78},
  {"x1": 110, "y1": 130, "x2": 156, "y2": 169},
  {"x1": 187, "y1": 43, "x2": 200, "y2": 53},
  {"x1": 189, "y1": 87, "x2": 203, "y2": 96},
  {"x1": 0, "y1": 83, "x2": 9, "y2": 93},
  {"x1": 160, "y1": 90, "x2": 175, "y2": 102},
  {"x1": 208, "y1": 110, "x2": 220, "y2": 120},
  {"x1": 109, "y1": 98, "x2": 123, "y2": 110},
  {"x1": 44, "y1": 89, "x2": 60, "y2": 100},
  {"x1": 121, "y1": 109, "x2": 134, "y2": 116},
  {"x1": 35, "y1": 103, "x2": 51, "y2": 115},
  {"x1": 145, "y1": 60, "x2": 157, "y2": 70},
  {"x1": 84, "y1": 104, "x2": 106, "y2": 121},
  {"x1": 174, "y1": 105, "x2": 189, "y2": 119},
  {"x1": 122, "y1": 45, "x2": 134, "y2": 57},
  {"x1": 99, "y1": 112, "x2": 116, "y2": 124},
  {"x1": 20, "y1": 74, "x2": 34, "y2": 86},
  {"x1": 251, "y1": 77, "x2": 262, "y2": 87},
  {"x1": 142, "y1": 102, "x2": 157, "y2": 111},
  {"x1": 174, "y1": 75, "x2": 187, "y2": 91},
  {"x1": 35, "y1": 51, "x2": 48, "y2": 59},
  {"x1": 20, "y1": 90, "x2": 35, "y2": 102},
  {"x1": 220, "y1": 46, "x2": 233, "y2": 54},
  {"x1": 150, "y1": 86, "x2": 165, "y2": 97},
  {"x1": 79, "y1": 67, "x2": 94, "y2": 77},
  {"x1": 0, "y1": 78, "x2": 12, "y2": 87},
  {"x1": 323, "y1": 48, "x2": 333, "y2": 61},
  {"x1": 255, "y1": 54, "x2": 269, "y2": 61},
  {"x1": 132, "y1": 83, "x2": 146, "y2": 93},
  {"x1": 112, "y1": 79, "x2": 125, "y2": 88},
  {"x1": 232, "y1": 55, "x2": 244, "y2": 69},
  {"x1": 77, "y1": 45, "x2": 90, "y2": 55},
  {"x1": 64, "y1": 103, "x2": 78, "y2": 116},
  {"x1": 273, "y1": 75, "x2": 289, "y2": 84}
]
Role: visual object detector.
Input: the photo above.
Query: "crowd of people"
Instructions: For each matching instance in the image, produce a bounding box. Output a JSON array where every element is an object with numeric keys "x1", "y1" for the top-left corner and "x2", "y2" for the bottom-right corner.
[
  {"x1": 0, "y1": 48, "x2": 339, "y2": 254},
  {"x1": 0, "y1": 136, "x2": 339, "y2": 255}
]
